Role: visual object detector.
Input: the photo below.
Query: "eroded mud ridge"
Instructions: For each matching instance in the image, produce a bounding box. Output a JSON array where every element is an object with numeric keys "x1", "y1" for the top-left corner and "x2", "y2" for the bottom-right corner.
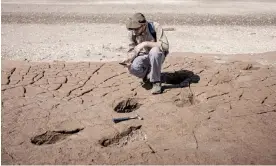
[{"x1": 1, "y1": 53, "x2": 276, "y2": 165}]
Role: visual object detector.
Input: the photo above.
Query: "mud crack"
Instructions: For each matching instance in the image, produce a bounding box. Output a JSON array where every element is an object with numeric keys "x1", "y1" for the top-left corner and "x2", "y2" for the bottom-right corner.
[
  {"x1": 206, "y1": 70, "x2": 220, "y2": 86},
  {"x1": 23, "y1": 86, "x2": 26, "y2": 97},
  {"x1": 257, "y1": 110, "x2": 276, "y2": 114},
  {"x1": 31, "y1": 71, "x2": 45, "y2": 84},
  {"x1": 261, "y1": 96, "x2": 268, "y2": 104},
  {"x1": 30, "y1": 128, "x2": 84, "y2": 145},
  {"x1": 101, "y1": 72, "x2": 126, "y2": 84},
  {"x1": 7, "y1": 68, "x2": 16, "y2": 85},
  {"x1": 192, "y1": 131, "x2": 199, "y2": 149},
  {"x1": 99, "y1": 125, "x2": 145, "y2": 147},
  {"x1": 232, "y1": 110, "x2": 276, "y2": 118},
  {"x1": 238, "y1": 90, "x2": 244, "y2": 100},
  {"x1": 207, "y1": 92, "x2": 229, "y2": 100},
  {"x1": 68, "y1": 71, "x2": 126, "y2": 100},
  {"x1": 67, "y1": 63, "x2": 105, "y2": 97}
]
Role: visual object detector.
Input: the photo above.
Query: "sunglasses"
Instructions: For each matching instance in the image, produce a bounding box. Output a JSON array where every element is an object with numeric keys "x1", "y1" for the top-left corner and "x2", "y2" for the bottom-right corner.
[{"x1": 129, "y1": 24, "x2": 146, "y2": 31}]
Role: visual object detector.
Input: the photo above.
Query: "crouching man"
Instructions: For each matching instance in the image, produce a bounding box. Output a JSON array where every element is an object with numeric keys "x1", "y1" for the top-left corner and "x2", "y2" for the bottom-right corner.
[{"x1": 121, "y1": 13, "x2": 169, "y2": 95}]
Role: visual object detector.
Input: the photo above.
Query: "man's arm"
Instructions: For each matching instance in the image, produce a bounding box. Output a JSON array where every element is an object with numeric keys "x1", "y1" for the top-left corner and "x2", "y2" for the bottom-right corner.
[
  {"x1": 123, "y1": 22, "x2": 169, "y2": 64},
  {"x1": 143, "y1": 22, "x2": 169, "y2": 52},
  {"x1": 124, "y1": 31, "x2": 137, "y2": 63},
  {"x1": 143, "y1": 41, "x2": 161, "y2": 48}
]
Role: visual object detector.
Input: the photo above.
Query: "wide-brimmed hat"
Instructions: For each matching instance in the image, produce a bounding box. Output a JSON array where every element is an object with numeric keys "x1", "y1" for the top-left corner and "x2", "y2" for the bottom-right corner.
[{"x1": 126, "y1": 13, "x2": 146, "y2": 30}]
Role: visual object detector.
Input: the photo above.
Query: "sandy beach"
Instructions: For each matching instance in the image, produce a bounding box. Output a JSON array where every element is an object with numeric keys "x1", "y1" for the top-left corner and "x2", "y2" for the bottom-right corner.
[{"x1": 1, "y1": 0, "x2": 276, "y2": 164}]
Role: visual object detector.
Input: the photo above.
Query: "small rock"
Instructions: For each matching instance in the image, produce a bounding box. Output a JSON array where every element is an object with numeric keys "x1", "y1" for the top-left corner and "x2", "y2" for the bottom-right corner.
[
  {"x1": 163, "y1": 27, "x2": 175, "y2": 31},
  {"x1": 214, "y1": 56, "x2": 221, "y2": 60},
  {"x1": 242, "y1": 63, "x2": 253, "y2": 70}
]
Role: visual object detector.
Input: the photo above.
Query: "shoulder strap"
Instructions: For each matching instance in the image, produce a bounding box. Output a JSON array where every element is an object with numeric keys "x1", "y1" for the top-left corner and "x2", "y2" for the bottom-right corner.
[{"x1": 148, "y1": 22, "x2": 157, "y2": 42}]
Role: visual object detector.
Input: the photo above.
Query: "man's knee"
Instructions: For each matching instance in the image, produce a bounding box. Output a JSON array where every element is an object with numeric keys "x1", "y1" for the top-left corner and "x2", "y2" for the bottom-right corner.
[
  {"x1": 149, "y1": 47, "x2": 161, "y2": 55},
  {"x1": 149, "y1": 47, "x2": 162, "y2": 59},
  {"x1": 129, "y1": 65, "x2": 146, "y2": 78},
  {"x1": 129, "y1": 56, "x2": 148, "y2": 78}
]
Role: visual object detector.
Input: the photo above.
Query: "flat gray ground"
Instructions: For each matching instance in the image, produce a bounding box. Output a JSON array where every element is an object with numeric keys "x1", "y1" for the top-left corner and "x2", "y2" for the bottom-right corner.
[{"x1": 2, "y1": 0, "x2": 276, "y2": 62}]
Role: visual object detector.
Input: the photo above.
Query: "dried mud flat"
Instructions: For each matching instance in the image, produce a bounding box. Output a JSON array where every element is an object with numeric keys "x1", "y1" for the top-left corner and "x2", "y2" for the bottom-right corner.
[{"x1": 1, "y1": 52, "x2": 276, "y2": 164}]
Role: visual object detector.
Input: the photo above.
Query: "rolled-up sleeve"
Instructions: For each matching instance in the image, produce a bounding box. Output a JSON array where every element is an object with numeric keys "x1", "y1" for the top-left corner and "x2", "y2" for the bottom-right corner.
[{"x1": 154, "y1": 22, "x2": 169, "y2": 52}]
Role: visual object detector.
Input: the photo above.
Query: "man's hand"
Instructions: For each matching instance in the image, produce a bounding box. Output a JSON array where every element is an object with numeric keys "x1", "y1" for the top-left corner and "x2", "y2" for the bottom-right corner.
[
  {"x1": 119, "y1": 61, "x2": 131, "y2": 72},
  {"x1": 134, "y1": 42, "x2": 147, "y2": 54},
  {"x1": 120, "y1": 41, "x2": 147, "y2": 70},
  {"x1": 121, "y1": 58, "x2": 131, "y2": 64},
  {"x1": 120, "y1": 58, "x2": 132, "y2": 69}
]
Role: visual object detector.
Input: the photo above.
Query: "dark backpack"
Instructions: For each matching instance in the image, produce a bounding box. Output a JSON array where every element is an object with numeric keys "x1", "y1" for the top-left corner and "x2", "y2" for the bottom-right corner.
[
  {"x1": 148, "y1": 22, "x2": 169, "y2": 56},
  {"x1": 148, "y1": 22, "x2": 156, "y2": 42}
]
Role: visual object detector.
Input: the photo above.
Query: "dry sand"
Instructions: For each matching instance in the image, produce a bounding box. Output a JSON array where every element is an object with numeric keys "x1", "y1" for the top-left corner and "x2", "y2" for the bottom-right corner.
[
  {"x1": 2, "y1": 0, "x2": 276, "y2": 62},
  {"x1": 1, "y1": 0, "x2": 276, "y2": 164}
]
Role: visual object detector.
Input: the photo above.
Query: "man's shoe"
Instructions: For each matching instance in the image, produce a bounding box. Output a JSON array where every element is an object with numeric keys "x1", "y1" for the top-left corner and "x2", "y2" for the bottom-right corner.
[
  {"x1": 141, "y1": 80, "x2": 152, "y2": 90},
  {"x1": 151, "y1": 82, "x2": 162, "y2": 94},
  {"x1": 142, "y1": 76, "x2": 150, "y2": 84},
  {"x1": 140, "y1": 76, "x2": 152, "y2": 90}
]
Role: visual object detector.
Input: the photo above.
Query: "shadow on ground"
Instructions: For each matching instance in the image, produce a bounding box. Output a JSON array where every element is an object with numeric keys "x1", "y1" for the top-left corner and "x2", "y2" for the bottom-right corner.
[
  {"x1": 161, "y1": 70, "x2": 200, "y2": 90},
  {"x1": 142, "y1": 70, "x2": 200, "y2": 90}
]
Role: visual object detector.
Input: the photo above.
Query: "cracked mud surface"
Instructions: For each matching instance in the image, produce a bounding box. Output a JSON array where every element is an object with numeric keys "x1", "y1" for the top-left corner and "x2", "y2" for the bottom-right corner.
[{"x1": 1, "y1": 53, "x2": 276, "y2": 164}]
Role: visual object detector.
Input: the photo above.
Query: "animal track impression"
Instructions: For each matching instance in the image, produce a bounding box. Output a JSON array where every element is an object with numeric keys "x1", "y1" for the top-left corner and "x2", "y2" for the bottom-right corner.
[
  {"x1": 99, "y1": 125, "x2": 146, "y2": 147},
  {"x1": 31, "y1": 128, "x2": 84, "y2": 145},
  {"x1": 113, "y1": 98, "x2": 142, "y2": 113},
  {"x1": 173, "y1": 88, "x2": 199, "y2": 107}
]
